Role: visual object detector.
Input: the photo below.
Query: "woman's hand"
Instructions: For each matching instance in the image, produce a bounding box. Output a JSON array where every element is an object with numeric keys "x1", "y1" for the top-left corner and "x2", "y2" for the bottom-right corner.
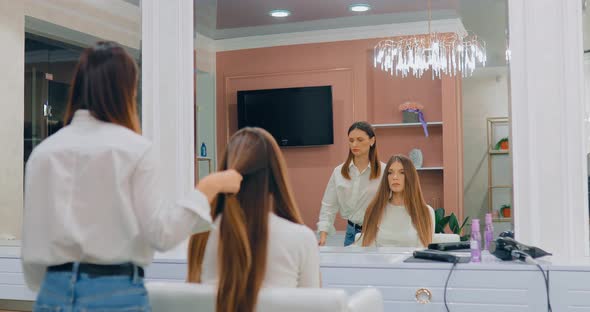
[
  {"x1": 197, "y1": 170, "x2": 243, "y2": 202},
  {"x1": 318, "y1": 231, "x2": 328, "y2": 246}
]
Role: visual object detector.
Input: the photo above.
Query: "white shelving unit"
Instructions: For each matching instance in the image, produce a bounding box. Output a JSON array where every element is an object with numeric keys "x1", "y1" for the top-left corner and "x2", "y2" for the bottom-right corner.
[
  {"x1": 487, "y1": 117, "x2": 512, "y2": 222},
  {"x1": 371, "y1": 121, "x2": 443, "y2": 128}
]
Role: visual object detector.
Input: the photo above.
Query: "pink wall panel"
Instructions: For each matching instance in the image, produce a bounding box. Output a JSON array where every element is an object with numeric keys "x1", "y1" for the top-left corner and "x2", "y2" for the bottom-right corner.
[
  {"x1": 222, "y1": 69, "x2": 354, "y2": 229},
  {"x1": 370, "y1": 67, "x2": 443, "y2": 124},
  {"x1": 216, "y1": 37, "x2": 462, "y2": 231}
]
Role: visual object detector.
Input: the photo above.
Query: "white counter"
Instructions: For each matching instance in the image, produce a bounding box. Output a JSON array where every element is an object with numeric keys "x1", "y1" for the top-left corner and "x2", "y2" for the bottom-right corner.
[{"x1": 1, "y1": 245, "x2": 589, "y2": 311}]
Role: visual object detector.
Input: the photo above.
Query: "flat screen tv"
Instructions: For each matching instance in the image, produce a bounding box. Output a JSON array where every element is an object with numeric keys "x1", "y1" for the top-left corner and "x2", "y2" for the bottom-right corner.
[{"x1": 237, "y1": 85, "x2": 334, "y2": 147}]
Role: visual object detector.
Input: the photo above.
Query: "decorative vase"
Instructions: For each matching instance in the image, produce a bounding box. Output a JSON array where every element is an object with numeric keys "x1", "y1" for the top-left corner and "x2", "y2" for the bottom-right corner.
[
  {"x1": 409, "y1": 148, "x2": 423, "y2": 168},
  {"x1": 402, "y1": 110, "x2": 420, "y2": 123}
]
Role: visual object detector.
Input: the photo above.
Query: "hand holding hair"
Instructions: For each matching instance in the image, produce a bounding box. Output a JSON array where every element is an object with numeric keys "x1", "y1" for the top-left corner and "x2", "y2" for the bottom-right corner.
[{"x1": 197, "y1": 169, "x2": 243, "y2": 202}]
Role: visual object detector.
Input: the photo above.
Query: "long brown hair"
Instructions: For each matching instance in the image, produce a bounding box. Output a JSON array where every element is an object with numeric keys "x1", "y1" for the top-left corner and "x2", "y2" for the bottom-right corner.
[
  {"x1": 188, "y1": 127, "x2": 303, "y2": 312},
  {"x1": 360, "y1": 155, "x2": 432, "y2": 247},
  {"x1": 341, "y1": 121, "x2": 380, "y2": 180},
  {"x1": 186, "y1": 232, "x2": 210, "y2": 283},
  {"x1": 64, "y1": 41, "x2": 140, "y2": 133}
]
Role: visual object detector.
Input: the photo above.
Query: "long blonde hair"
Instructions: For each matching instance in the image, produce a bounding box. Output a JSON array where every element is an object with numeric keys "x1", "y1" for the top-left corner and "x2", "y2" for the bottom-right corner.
[
  {"x1": 187, "y1": 127, "x2": 303, "y2": 312},
  {"x1": 360, "y1": 155, "x2": 432, "y2": 247}
]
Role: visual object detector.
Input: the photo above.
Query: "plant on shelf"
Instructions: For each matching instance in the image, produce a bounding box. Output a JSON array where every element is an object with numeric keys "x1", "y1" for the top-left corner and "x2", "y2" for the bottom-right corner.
[
  {"x1": 494, "y1": 137, "x2": 509, "y2": 150},
  {"x1": 500, "y1": 204, "x2": 511, "y2": 218},
  {"x1": 434, "y1": 207, "x2": 470, "y2": 241}
]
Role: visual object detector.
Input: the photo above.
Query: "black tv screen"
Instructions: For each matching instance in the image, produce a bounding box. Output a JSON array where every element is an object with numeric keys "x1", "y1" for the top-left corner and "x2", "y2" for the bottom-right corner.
[{"x1": 237, "y1": 86, "x2": 334, "y2": 147}]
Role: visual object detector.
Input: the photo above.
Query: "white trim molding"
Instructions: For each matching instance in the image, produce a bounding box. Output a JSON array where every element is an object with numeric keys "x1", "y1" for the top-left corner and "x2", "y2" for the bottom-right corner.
[
  {"x1": 509, "y1": 0, "x2": 590, "y2": 259},
  {"x1": 195, "y1": 32, "x2": 216, "y2": 73},
  {"x1": 142, "y1": 0, "x2": 195, "y2": 200},
  {"x1": 214, "y1": 18, "x2": 466, "y2": 52},
  {"x1": 23, "y1": 0, "x2": 140, "y2": 49}
]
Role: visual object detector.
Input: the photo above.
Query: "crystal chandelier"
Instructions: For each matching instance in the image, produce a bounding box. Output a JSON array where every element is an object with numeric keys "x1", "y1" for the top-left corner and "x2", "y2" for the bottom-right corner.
[{"x1": 374, "y1": 0, "x2": 486, "y2": 79}]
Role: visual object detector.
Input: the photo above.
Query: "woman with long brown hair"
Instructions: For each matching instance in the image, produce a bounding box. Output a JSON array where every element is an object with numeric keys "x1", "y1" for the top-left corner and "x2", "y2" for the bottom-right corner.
[
  {"x1": 187, "y1": 127, "x2": 320, "y2": 312},
  {"x1": 317, "y1": 121, "x2": 384, "y2": 246},
  {"x1": 358, "y1": 154, "x2": 435, "y2": 247},
  {"x1": 21, "y1": 41, "x2": 242, "y2": 311}
]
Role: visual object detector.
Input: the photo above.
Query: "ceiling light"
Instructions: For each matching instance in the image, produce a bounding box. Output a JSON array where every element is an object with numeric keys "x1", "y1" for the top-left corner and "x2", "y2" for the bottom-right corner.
[
  {"x1": 269, "y1": 9, "x2": 291, "y2": 18},
  {"x1": 349, "y1": 4, "x2": 371, "y2": 12},
  {"x1": 373, "y1": 0, "x2": 486, "y2": 78}
]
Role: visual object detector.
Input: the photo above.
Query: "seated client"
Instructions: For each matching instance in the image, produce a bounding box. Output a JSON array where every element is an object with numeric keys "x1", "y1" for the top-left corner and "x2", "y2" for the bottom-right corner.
[
  {"x1": 357, "y1": 154, "x2": 435, "y2": 248},
  {"x1": 187, "y1": 127, "x2": 320, "y2": 312}
]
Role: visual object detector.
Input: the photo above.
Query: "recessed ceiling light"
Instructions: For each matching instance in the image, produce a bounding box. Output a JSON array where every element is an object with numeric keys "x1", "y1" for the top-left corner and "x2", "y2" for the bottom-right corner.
[
  {"x1": 269, "y1": 9, "x2": 291, "y2": 18},
  {"x1": 349, "y1": 4, "x2": 371, "y2": 12}
]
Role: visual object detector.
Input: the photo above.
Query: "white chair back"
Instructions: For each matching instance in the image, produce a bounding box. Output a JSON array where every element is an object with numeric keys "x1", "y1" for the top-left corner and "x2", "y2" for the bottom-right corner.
[{"x1": 147, "y1": 282, "x2": 355, "y2": 312}]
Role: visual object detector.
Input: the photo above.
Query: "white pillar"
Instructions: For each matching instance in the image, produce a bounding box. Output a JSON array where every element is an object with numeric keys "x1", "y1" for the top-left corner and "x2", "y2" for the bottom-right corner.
[
  {"x1": 0, "y1": 0, "x2": 24, "y2": 239},
  {"x1": 509, "y1": 0, "x2": 590, "y2": 259},
  {"x1": 141, "y1": 0, "x2": 195, "y2": 201}
]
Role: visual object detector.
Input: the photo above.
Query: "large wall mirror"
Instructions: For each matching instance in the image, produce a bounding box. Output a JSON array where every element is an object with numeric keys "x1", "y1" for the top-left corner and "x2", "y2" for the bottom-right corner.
[
  {"x1": 583, "y1": 0, "x2": 590, "y2": 248},
  {"x1": 0, "y1": 0, "x2": 141, "y2": 246},
  {"x1": 193, "y1": 0, "x2": 512, "y2": 248}
]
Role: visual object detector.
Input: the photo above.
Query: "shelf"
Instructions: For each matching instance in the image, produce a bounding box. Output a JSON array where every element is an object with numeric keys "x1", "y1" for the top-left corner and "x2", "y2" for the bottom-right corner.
[
  {"x1": 492, "y1": 217, "x2": 513, "y2": 223},
  {"x1": 489, "y1": 150, "x2": 509, "y2": 154},
  {"x1": 372, "y1": 121, "x2": 443, "y2": 129},
  {"x1": 489, "y1": 185, "x2": 512, "y2": 189},
  {"x1": 416, "y1": 166, "x2": 443, "y2": 171}
]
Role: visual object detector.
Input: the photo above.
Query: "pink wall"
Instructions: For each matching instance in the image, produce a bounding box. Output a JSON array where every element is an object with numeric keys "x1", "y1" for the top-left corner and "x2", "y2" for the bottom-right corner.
[{"x1": 216, "y1": 37, "x2": 463, "y2": 230}]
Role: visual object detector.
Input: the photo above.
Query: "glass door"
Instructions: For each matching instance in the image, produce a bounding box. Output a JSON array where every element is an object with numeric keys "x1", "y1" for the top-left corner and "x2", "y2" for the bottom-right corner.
[{"x1": 23, "y1": 33, "x2": 83, "y2": 164}]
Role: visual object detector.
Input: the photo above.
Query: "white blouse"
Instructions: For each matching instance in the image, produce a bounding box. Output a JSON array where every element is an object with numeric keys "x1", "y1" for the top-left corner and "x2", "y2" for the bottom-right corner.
[
  {"x1": 372, "y1": 204, "x2": 435, "y2": 248},
  {"x1": 22, "y1": 110, "x2": 212, "y2": 291},
  {"x1": 317, "y1": 162, "x2": 385, "y2": 234},
  {"x1": 201, "y1": 213, "x2": 321, "y2": 288}
]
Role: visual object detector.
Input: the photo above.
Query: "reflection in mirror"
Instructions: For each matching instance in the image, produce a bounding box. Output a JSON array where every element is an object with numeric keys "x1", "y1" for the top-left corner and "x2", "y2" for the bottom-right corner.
[
  {"x1": 584, "y1": 2, "x2": 590, "y2": 246},
  {"x1": 0, "y1": 1, "x2": 141, "y2": 246},
  {"x1": 192, "y1": 0, "x2": 512, "y2": 248},
  {"x1": 195, "y1": 1, "x2": 218, "y2": 182}
]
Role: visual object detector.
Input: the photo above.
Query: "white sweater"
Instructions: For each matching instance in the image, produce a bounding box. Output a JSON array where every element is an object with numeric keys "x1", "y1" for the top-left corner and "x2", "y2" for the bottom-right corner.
[
  {"x1": 201, "y1": 213, "x2": 321, "y2": 288},
  {"x1": 362, "y1": 204, "x2": 435, "y2": 248}
]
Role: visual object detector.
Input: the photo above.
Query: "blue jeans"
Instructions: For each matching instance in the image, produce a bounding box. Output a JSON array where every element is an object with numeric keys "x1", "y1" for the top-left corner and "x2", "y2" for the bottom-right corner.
[
  {"x1": 344, "y1": 222, "x2": 362, "y2": 246},
  {"x1": 34, "y1": 263, "x2": 150, "y2": 312}
]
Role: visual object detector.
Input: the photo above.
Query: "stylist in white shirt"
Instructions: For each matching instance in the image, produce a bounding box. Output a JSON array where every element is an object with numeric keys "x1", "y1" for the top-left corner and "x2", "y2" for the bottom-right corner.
[
  {"x1": 21, "y1": 41, "x2": 242, "y2": 311},
  {"x1": 358, "y1": 154, "x2": 435, "y2": 248},
  {"x1": 317, "y1": 121, "x2": 384, "y2": 246}
]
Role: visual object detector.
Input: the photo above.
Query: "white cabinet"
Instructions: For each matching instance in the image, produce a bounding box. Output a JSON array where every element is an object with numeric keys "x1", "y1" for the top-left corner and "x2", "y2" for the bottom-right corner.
[
  {"x1": 550, "y1": 270, "x2": 590, "y2": 311},
  {"x1": 0, "y1": 249, "x2": 589, "y2": 312},
  {"x1": 322, "y1": 266, "x2": 547, "y2": 312}
]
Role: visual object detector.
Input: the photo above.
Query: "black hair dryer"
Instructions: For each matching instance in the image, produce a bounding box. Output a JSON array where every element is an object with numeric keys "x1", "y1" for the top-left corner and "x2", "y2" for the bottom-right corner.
[{"x1": 489, "y1": 237, "x2": 552, "y2": 261}]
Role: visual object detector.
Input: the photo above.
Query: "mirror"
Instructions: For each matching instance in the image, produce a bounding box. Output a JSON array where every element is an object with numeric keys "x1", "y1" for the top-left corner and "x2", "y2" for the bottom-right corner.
[
  {"x1": 584, "y1": 0, "x2": 590, "y2": 247},
  {"x1": 193, "y1": 0, "x2": 512, "y2": 248},
  {"x1": 0, "y1": 0, "x2": 141, "y2": 245}
]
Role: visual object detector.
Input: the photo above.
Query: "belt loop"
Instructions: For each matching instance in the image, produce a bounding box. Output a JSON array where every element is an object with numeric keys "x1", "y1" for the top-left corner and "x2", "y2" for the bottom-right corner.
[{"x1": 71, "y1": 262, "x2": 80, "y2": 283}]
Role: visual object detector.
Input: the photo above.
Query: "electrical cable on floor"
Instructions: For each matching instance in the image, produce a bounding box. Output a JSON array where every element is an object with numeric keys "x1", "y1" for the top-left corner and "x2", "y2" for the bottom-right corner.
[
  {"x1": 534, "y1": 262, "x2": 552, "y2": 312},
  {"x1": 443, "y1": 258, "x2": 459, "y2": 312}
]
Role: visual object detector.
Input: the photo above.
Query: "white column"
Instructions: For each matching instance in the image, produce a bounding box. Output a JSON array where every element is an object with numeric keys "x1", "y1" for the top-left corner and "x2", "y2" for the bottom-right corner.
[
  {"x1": 0, "y1": 0, "x2": 24, "y2": 239},
  {"x1": 141, "y1": 0, "x2": 195, "y2": 201},
  {"x1": 509, "y1": 0, "x2": 589, "y2": 258}
]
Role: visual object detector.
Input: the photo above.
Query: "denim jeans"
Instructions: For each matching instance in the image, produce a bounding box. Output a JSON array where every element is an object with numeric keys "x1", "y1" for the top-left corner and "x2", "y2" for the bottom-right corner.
[
  {"x1": 344, "y1": 222, "x2": 362, "y2": 246},
  {"x1": 34, "y1": 263, "x2": 150, "y2": 312}
]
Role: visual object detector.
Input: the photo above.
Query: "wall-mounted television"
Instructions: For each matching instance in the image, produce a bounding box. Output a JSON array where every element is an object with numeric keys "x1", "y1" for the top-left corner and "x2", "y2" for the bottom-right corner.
[{"x1": 237, "y1": 85, "x2": 334, "y2": 147}]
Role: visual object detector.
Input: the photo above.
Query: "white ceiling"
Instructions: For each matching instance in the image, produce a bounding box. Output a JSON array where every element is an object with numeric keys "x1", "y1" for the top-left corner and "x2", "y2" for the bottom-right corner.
[
  {"x1": 194, "y1": 0, "x2": 508, "y2": 66},
  {"x1": 120, "y1": 0, "x2": 508, "y2": 66}
]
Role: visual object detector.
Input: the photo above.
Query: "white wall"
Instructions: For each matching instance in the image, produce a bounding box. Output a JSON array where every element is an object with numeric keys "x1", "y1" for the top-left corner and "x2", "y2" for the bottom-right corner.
[
  {"x1": 462, "y1": 67, "x2": 511, "y2": 235},
  {"x1": 196, "y1": 71, "x2": 217, "y2": 179},
  {"x1": 0, "y1": 0, "x2": 25, "y2": 240},
  {"x1": 0, "y1": 0, "x2": 140, "y2": 240}
]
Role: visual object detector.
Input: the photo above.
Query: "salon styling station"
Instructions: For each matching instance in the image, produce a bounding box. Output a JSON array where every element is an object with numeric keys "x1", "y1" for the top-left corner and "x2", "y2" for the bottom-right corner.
[{"x1": 1, "y1": 244, "x2": 589, "y2": 311}]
